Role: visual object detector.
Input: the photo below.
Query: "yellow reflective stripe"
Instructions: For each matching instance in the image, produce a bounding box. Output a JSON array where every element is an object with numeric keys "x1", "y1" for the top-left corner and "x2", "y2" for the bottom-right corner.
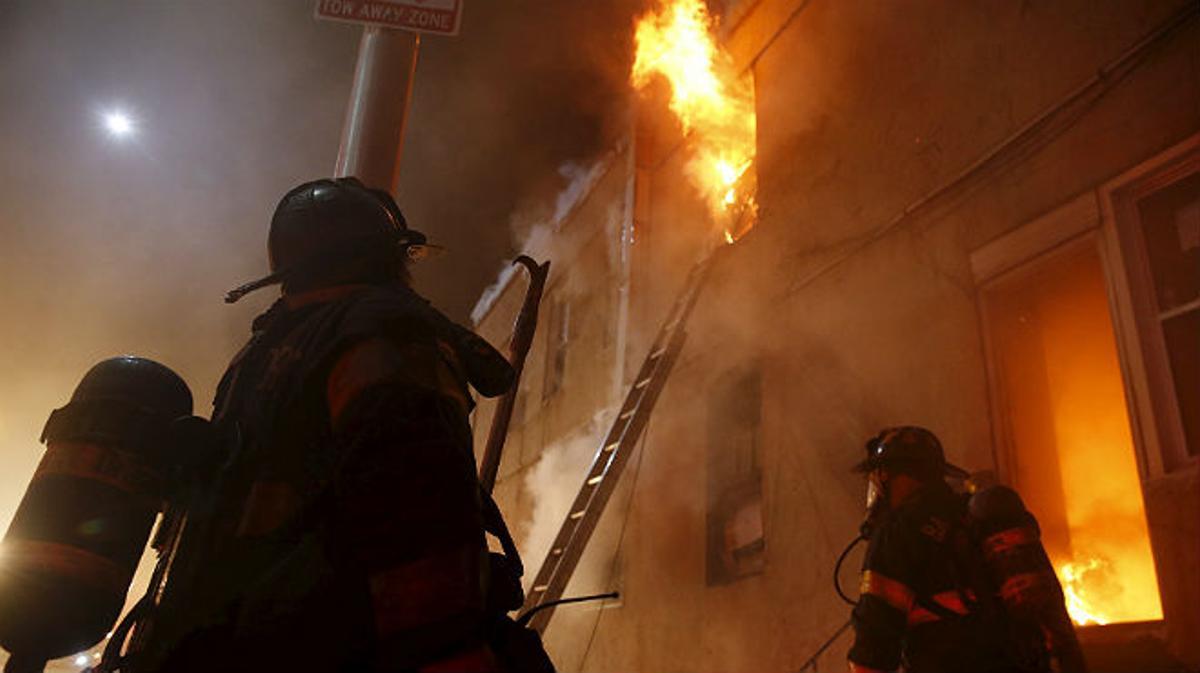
[{"x1": 860, "y1": 570, "x2": 915, "y2": 613}]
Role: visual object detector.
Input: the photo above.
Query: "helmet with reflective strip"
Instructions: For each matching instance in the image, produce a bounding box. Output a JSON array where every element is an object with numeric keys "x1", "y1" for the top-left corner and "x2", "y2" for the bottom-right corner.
[{"x1": 225, "y1": 178, "x2": 429, "y2": 303}]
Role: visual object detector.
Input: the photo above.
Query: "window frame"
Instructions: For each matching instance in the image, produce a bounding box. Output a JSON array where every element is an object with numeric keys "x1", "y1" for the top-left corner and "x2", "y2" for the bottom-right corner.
[
  {"x1": 971, "y1": 132, "x2": 1200, "y2": 483},
  {"x1": 542, "y1": 294, "x2": 571, "y2": 403},
  {"x1": 970, "y1": 193, "x2": 1141, "y2": 483},
  {"x1": 1099, "y1": 133, "x2": 1200, "y2": 476},
  {"x1": 971, "y1": 195, "x2": 1175, "y2": 639},
  {"x1": 704, "y1": 361, "x2": 766, "y2": 586}
]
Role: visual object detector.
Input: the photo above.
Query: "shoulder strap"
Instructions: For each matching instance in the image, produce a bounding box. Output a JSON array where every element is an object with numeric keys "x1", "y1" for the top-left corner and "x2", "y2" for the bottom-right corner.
[{"x1": 481, "y1": 487, "x2": 524, "y2": 578}]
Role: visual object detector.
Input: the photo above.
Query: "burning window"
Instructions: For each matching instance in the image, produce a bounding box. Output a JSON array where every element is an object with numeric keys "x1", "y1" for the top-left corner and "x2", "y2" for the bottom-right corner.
[
  {"x1": 632, "y1": 0, "x2": 758, "y2": 243},
  {"x1": 982, "y1": 242, "x2": 1163, "y2": 626},
  {"x1": 706, "y1": 365, "x2": 765, "y2": 585}
]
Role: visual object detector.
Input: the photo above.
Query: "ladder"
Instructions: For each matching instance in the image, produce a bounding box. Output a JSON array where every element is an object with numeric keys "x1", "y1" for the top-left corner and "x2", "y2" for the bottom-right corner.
[{"x1": 520, "y1": 251, "x2": 720, "y2": 633}]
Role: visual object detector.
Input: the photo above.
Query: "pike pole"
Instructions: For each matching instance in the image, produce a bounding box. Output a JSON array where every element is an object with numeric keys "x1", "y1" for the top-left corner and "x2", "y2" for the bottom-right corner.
[{"x1": 479, "y1": 255, "x2": 549, "y2": 493}]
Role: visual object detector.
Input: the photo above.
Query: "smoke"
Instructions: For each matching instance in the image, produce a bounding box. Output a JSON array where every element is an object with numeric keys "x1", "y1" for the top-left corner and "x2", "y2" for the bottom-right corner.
[
  {"x1": 400, "y1": 0, "x2": 649, "y2": 319},
  {"x1": 470, "y1": 155, "x2": 614, "y2": 325},
  {"x1": 519, "y1": 406, "x2": 616, "y2": 590}
]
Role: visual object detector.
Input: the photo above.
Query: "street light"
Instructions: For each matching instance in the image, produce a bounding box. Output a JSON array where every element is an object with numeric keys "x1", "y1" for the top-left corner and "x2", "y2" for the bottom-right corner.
[{"x1": 102, "y1": 109, "x2": 136, "y2": 139}]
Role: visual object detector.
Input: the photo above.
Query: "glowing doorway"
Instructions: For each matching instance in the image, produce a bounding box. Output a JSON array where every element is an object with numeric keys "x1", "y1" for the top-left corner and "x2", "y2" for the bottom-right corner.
[{"x1": 983, "y1": 241, "x2": 1163, "y2": 625}]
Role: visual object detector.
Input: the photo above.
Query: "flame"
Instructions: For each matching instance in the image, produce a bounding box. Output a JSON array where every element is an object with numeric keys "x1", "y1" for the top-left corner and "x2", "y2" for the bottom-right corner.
[
  {"x1": 632, "y1": 0, "x2": 757, "y2": 242},
  {"x1": 1060, "y1": 558, "x2": 1111, "y2": 626}
]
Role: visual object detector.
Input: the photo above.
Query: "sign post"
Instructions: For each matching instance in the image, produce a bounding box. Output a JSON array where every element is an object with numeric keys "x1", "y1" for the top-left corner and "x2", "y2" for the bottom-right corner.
[{"x1": 316, "y1": 0, "x2": 464, "y2": 192}]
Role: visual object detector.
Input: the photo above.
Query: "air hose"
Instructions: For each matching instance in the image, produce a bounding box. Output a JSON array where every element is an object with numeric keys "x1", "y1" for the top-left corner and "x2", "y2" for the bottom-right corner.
[
  {"x1": 515, "y1": 592, "x2": 620, "y2": 628},
  {"x1": 834, "y1": 534, "x2": 867, "y2": 606}
]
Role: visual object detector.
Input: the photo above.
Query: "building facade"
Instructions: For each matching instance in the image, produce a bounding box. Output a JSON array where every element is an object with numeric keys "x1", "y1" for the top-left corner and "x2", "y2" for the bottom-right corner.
[{"x1": 471, "y1": 1, "x2": 1200, "y2": 670}]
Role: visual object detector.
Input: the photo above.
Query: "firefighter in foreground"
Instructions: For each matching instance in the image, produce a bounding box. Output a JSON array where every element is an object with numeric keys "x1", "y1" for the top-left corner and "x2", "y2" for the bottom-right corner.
[
  {"x1": 848, "y1": 426, "x2": 1087, "y2": 673},
  {"x1": 149, "y1": 178, "x2": 546, "y2": 672}
]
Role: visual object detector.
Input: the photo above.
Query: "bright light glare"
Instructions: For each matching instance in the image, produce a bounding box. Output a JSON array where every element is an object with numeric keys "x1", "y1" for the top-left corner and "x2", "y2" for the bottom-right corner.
[
  {"x1": 73, "y1": 654, "x2": 89, "y2": 666},
  {"x1": 103, "y1": 111, "x2": 135, "y2": 138}
]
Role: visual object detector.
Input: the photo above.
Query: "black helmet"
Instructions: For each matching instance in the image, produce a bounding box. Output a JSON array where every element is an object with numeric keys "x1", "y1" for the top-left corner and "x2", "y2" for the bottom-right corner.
[
  {"x1": 854, "y1": 426, "x2": 969, "y2": 481},
  {"x1": 225, "y1": 178, "x2": 429, "y2": 303}
]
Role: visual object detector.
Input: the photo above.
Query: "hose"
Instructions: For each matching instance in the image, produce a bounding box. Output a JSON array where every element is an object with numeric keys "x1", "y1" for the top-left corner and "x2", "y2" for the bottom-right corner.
[
  {"x1": 515, "y1": 592, "x2": 619, "y2": 628},
  {"x1": 834, "y1": 534, "x2": 867, "y2": 607}
]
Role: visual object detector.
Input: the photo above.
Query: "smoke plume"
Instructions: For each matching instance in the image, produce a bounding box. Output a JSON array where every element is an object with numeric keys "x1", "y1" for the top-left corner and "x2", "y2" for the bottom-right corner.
[{"x1": 519, "y1": 407, "x2": 617, "y2": 590}]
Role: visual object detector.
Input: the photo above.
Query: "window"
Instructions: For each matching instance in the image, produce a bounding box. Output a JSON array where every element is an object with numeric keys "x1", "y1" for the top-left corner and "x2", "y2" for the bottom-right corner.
[
  {"x1": 1103, "y1": 138, "x2": 1200, "y2": 473},
  {"x1": 705, "y1": 365, "x2": 765, "y2": 585},
  {"x1": 981, "y1": 240, "x2": 1162, "y2": 626},
  {"x1": 542, "y1": 297, "x2": 570, "y2": 401},
  {"x1": 1130, "y1": 171, "x2": 1200, "y2": 457}
]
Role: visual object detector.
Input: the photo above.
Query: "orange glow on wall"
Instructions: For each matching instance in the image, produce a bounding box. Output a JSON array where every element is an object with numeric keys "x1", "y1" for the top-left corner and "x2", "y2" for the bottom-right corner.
[{"x1": 986, "y1": 243, "x2": 1163, "y2": 626}]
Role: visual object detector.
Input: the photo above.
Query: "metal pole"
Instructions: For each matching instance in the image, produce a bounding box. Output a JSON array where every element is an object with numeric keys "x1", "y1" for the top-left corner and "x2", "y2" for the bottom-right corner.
[{"x1": 334, "y1": 26, "x2": 421, "y2": 193}]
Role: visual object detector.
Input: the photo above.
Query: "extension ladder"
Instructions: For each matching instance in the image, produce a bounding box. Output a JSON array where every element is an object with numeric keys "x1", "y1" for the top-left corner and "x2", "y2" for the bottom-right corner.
[{"x1": 520, "y1": 251, "x2": 720, "y2": 633}]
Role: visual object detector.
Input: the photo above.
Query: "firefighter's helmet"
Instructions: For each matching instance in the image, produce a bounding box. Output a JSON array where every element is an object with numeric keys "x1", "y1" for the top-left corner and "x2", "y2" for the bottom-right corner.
[
  {"x1": 225, "y1": 177, "x2": 431, "y2": 303},
  {"x1": 854, "y1": 426, "x2": 969, "y2": 481}
]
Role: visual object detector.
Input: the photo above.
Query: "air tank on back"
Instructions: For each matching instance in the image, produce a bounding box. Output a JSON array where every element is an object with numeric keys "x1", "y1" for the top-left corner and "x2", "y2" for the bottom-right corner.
[{"x1": 0, "y1": 357, "x2": 194, "y2": 673}]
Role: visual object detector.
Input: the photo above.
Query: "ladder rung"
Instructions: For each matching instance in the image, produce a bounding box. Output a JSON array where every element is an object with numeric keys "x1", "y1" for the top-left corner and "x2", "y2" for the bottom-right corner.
[
  {"x1": 603, "y1": 442, "x2": 619, "y2": 452},
  {"x1": 634, "y1": 377, "x2": 651, "y2": 389},
  {"x1": 569, "y1": 510, "x2": 585, "y2": 520},
  {"x1": 586, "y1": 475, "x2": 603, "y2": 486},
  {"x1": 551, "y1": 548, "x2": 563, "y2": 556},
  {"x1": 619, "y1": 409, "x2": 634, "y2": 420},
  {"x1": 533, "y1": 585, "x2": 548, "y2": 593},
  {"x1": 650, "y1": 346, "x2": 667, "y2": 359}
]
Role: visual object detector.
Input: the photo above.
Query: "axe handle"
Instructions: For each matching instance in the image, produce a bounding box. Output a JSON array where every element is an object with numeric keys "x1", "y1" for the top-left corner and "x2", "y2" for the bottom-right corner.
[{"x1": 479, "y1": 256, "x2": 549, "y2": 494}]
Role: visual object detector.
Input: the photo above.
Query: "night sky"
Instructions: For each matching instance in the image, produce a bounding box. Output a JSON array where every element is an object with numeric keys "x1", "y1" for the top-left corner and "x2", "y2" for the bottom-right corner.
[{"x1": 0, "y1": 0, "x2": 642, "y2": 550}]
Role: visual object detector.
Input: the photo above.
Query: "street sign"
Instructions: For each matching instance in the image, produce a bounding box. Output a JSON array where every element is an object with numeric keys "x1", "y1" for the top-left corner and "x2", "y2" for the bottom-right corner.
[{"x1": 315, "y1": 0, "x2": 463, "y2": 36}]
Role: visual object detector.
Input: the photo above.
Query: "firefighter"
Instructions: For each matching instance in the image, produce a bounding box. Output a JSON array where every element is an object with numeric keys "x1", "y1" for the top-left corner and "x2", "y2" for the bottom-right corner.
[
  {"x1": 152, "y1": 178, "x2": 539, "y2": 672},
  {"x1": 847, "y1": 426, "x2": 1087, "y2": 673}
]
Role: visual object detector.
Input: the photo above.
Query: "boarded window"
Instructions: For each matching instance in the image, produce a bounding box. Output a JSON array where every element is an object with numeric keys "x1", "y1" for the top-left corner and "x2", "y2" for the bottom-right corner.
[{"x1": 706, "y1": 365, "x2": 765, "y2": 585}]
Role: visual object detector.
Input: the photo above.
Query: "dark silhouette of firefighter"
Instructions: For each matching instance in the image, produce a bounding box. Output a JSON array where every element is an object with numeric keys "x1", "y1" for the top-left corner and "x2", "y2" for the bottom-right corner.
[
  {"x1": 138, "y1": 178, "x2": 548, "y2": 672},
  {"x1": 848, "y1": 426, "x2": 1087, "y2": 673}
]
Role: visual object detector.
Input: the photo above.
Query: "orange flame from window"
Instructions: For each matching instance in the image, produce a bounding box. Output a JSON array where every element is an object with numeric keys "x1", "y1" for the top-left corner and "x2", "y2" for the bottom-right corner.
[{"x1": 632, "y1": 0, "x2": 757, "y2": 242}]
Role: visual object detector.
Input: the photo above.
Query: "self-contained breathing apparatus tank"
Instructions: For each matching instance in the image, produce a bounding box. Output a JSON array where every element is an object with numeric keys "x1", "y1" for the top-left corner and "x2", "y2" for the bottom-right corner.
[{"x1": 0, "y1": 357, "x2": 197, "y2": 673}]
